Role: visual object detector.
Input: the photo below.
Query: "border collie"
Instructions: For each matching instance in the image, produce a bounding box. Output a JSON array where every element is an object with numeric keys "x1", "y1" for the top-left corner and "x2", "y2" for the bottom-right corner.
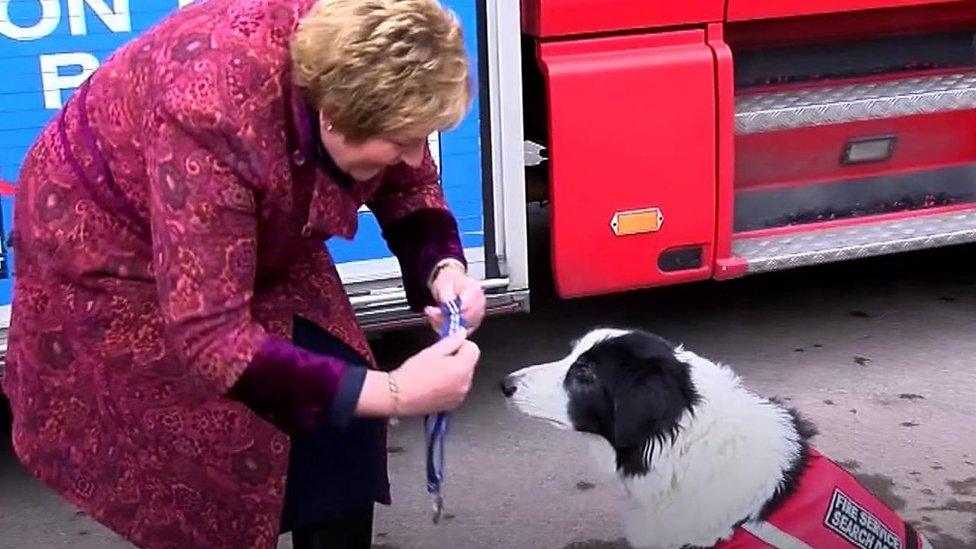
[{"x1": 501, "y1": 328, "x2": 931, "y2": 549}]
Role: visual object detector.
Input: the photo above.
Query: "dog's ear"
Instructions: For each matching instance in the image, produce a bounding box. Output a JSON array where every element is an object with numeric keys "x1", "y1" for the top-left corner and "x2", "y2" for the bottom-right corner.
[{"x1": 611, "y1": 350, "x2": 698, "y2": 451}]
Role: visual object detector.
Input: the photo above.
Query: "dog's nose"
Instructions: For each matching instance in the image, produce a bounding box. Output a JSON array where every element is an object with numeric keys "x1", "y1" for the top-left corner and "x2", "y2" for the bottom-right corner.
[{"x1": 500, "y1": 376, "x2": 517, "y2": 397}]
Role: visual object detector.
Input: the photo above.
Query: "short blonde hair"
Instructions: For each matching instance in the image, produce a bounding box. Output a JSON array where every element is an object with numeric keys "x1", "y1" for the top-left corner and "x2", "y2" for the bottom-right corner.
[{"x1": 291, "y1": 0, "x2": 472, "y2": 141}]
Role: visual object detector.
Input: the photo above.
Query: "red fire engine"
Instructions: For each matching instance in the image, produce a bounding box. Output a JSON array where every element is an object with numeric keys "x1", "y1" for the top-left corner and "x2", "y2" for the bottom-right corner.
[{"x1": 520, "y1": 0, "x2": 976, "y2": 299}]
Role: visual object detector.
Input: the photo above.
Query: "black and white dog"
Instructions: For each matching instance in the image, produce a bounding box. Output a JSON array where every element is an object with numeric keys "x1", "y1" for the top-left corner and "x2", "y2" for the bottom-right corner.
[{"x1": 501, "y1": 328, "x2": 929, "y2": 549}]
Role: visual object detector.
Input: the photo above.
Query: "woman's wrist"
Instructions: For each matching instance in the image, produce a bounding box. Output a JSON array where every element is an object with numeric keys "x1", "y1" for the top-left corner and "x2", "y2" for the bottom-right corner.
[
  {"x1": 427, "y1": 257, "x2": 467, "y2": 290},
  {"x1": 355, "y1": 369, "x2": 400, "y2": 418}
]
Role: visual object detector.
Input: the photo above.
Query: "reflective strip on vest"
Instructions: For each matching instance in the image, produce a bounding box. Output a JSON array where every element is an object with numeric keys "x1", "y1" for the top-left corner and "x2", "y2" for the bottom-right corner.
[{"x1": 741, "y1": 521, "x2": 813, "y2": 549}]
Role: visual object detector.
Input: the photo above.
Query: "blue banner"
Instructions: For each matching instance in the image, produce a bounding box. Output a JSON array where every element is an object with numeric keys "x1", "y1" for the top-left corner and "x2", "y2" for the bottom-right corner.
[{"x1": 0, "y1": 0, "x2": 486, "y2": 305}]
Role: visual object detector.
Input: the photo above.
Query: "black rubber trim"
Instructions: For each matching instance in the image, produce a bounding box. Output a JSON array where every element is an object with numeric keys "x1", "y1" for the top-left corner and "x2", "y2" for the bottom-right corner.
[
  {"x1": 659, "y1": 247, "x2": 703, "y2": 272},
  {"x1": 734, "y1": 30, "x2": 976, "y2": 89}
]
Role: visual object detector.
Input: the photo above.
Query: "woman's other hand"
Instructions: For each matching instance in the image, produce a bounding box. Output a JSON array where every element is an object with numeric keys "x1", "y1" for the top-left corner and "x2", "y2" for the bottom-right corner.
[
  {"x1": 425, "y1": 261, "x2": 486, "y2": 334},
  {"x1": 356, "y1": 332, "x2": 480, "y2": 418}
]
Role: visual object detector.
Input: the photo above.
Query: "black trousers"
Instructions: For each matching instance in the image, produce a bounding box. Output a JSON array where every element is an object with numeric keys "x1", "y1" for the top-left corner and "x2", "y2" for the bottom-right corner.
[
  {"x1": 291, "y1": 504, "x2": 374, "y2": 549},
  {"x1": 283, "y1": 316, "x2": 387, "y2": 548}
]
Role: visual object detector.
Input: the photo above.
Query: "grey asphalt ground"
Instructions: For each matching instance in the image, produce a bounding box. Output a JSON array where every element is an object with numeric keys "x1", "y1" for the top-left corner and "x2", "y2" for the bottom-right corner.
[{"x1": 2, "y1": 205, "x2": 976, "y2": 548}]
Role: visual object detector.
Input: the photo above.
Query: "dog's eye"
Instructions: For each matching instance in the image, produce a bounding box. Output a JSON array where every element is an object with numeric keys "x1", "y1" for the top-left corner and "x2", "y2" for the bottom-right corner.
[{"x1": 570, "y1": 363, "x2": 596, "y2": 385}]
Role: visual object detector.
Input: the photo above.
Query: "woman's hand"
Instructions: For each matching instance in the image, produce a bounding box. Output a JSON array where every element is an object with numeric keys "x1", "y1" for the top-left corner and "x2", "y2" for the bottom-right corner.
[
  {"x1": 355, "y1": 333, "x2": 480, "y2": 418},
  {"x1": 425, "y1": 261, "x2": 486, "y2": 334}
]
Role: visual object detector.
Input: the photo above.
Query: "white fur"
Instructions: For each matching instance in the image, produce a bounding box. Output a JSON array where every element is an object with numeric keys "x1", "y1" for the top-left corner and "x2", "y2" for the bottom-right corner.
[{"x1": 505, "y1": 331, "x2": 805, "y2": 549}]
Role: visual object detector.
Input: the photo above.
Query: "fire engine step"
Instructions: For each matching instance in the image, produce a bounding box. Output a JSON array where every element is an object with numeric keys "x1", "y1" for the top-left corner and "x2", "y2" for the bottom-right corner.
[
  {"x1": 735, "y1": 71, "x2": 976, "y2": 134},
  {"x1": 732, "y1": 209, "x2": 976, "y2": 274}
]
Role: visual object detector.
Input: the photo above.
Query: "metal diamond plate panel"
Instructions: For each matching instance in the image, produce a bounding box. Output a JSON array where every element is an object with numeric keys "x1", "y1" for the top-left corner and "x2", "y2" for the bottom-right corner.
[
  {"x1": 734, "y1": 210, "x2": 976, "y2": 274},
  {"x1": 736, "y1": 71, "x2": 976, "y2": 134}
]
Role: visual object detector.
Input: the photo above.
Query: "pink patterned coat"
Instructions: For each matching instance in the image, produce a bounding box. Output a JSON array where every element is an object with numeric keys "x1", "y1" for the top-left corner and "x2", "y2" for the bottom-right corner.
[{"x1": 1, "y1": 0, "x2": 465, "y2": 546}]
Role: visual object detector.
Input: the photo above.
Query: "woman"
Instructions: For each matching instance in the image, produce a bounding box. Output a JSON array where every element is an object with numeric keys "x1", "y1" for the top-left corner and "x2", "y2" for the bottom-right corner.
[{"x1": 1, "y1": 0, "x2": 485, "y2": 547}]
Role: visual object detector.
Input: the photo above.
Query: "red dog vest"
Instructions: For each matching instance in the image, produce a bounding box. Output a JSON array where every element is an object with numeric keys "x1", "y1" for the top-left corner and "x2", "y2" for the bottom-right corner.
[{"x1": 718, "y1": 449, "x2": 931, "y2": 549}]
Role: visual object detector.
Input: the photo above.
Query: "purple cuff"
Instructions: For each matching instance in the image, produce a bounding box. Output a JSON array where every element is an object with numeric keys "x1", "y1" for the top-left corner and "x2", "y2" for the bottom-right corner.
[
  {"x1": 381, "y1": 208, "x2": 467, "y2": 311},
  {"x1": 228, "y1": 336, "x2": 362, "y2": 433}
]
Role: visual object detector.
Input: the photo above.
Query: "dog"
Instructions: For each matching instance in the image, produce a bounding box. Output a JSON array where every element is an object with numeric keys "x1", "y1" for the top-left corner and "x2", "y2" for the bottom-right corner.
[{"x1": 501, "y1": 328, "x2": 931, "y2": 549}]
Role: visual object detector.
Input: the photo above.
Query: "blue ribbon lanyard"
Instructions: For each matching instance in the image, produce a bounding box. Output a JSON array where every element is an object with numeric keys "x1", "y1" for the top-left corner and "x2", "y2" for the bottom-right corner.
[{"x1": 424, "y1": 297, "x2": 464, "y2": 523}]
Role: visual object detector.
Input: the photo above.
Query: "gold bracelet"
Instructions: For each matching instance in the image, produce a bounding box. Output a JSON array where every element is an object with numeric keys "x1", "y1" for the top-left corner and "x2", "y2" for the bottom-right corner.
[
  {"x1": 427, "y1": 258, "x2": 467, "y2": 289},
  {"x1": 387, "y1": 371, "x2": 401, "y2": 426}
]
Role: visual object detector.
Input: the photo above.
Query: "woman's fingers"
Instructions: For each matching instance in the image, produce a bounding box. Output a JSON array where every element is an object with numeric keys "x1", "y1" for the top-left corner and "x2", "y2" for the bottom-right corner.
[{"x1": 426, "y1": 330, "x2": 468, "y2": 357}]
